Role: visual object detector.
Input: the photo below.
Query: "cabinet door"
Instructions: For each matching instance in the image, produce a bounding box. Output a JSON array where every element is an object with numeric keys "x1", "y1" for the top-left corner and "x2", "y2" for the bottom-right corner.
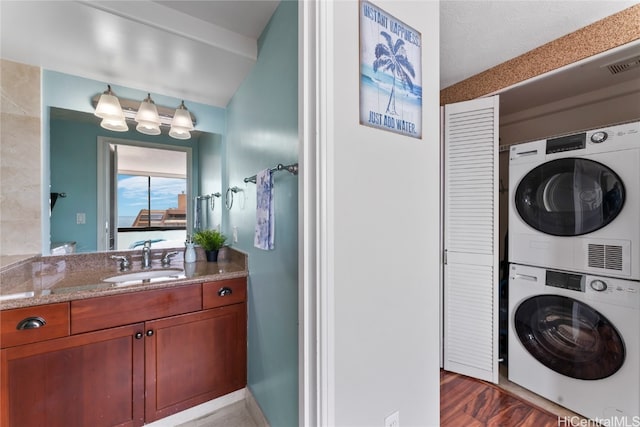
[
  {"x1": 1, "y1": 323, "x2": 145, "y2": 427},
  {"x1": 145, "y1": 304, "x2": 247, "y2": 422},
  {"x1": 443, "y1": 95, "x2": 500, "y2": 383}
]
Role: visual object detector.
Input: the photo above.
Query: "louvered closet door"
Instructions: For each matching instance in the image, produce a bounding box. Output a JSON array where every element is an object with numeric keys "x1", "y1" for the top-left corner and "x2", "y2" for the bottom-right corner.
[{"x1": 443, "y1": 96, "x2": 499, "y2": 383}]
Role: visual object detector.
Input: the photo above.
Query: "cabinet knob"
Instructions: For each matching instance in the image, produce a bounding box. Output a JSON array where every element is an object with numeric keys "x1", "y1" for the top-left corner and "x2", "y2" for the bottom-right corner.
[
  {"x1": 16, "y1": 316, "x2": 46, "y2": 330},
  {"x1": 146, "y1": 330, "x2": 154, "y2": 337},
  {"x1": 218, "y1": 287, "x2": 233, "y2": 297},
  {"x1": 135, "y1": 332, "x2": 144, "y2": 339}
]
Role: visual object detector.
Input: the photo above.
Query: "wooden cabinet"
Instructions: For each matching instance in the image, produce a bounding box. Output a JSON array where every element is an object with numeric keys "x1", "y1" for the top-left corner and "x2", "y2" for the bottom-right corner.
[
  {"x1": 1, "y1": 302, "x2": 69, "y2": 348},
  {"x1": 1, "y1": 279, "x2": 247, "y2": 427},
  {"x1": 71, "y1": 285, "x2": 202, "y2": 334},
  {"x1": 203, "y1": 277, "x2": 247, "y2": 309},
  {"x1": 145, "y1": 304, "x2": 247, "y2": 422},
  {"x1": 1, "y1": 323, "x2": 145, "y2": 427}
]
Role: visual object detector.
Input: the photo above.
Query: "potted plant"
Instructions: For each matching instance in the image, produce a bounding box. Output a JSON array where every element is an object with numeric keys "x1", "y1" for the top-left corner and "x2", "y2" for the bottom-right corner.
[{"x1": 192, "y1": 229, "x2": 227, "y2": 262}]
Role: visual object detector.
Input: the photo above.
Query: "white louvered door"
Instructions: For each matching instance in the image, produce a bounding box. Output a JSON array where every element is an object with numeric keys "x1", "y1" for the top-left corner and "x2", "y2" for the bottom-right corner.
[{"x1": 443, "y1": 96, "x2": 499, "y2": 383}]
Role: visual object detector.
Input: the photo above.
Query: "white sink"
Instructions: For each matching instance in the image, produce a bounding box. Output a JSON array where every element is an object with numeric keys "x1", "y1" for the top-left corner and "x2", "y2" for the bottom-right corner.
[{"x1": 103, "y1": 269, "x2": 185, "y2": 283}]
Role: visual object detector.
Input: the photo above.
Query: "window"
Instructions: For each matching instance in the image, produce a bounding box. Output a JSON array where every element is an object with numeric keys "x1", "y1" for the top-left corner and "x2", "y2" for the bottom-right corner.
[{"x1": 117, "y1": 175, "x2": 187, "y2": 230}]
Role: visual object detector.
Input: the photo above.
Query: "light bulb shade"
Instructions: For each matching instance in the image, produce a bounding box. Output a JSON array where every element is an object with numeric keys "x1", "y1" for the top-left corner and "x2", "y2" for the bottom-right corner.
[
  {"x1": 135, "y1": 94, "x2": 161, "y2": 125},
  {"x1": 136, "y1": 121, "x2": 161, "y2": 135},
  {"x1": 170, "y1": 102, "x2": 194, "y2": 131},
  {"x1": 169, "y1": 126, "x2": 191, "y2": 140},
  {"x1": 169, "y1": 101, "x2": 194, "y2": 140},
  {"x1": 100, "y1": 117, "x2": 128, "y2": 132},
  {"x1": 94, "y1": 86, "x2": 125, "y2": 121}
]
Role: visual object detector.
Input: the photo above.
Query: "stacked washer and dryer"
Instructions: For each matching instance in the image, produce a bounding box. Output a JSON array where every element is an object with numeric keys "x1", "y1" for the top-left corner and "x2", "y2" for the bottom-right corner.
[{"x1": 507, "y1": 121, "x2": 640, "y2": 421}]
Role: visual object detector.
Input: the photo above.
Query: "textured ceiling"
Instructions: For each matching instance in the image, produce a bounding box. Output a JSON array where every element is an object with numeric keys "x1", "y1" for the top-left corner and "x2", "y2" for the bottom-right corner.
[{"x1": 440, "y1": 0, "x2": 638, "y2": 89}]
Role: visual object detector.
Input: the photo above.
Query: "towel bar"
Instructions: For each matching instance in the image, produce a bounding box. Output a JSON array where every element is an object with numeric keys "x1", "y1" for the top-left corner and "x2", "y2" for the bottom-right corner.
[{"x1": 244, "y1": 163, "x2": 298, "y2": 184}]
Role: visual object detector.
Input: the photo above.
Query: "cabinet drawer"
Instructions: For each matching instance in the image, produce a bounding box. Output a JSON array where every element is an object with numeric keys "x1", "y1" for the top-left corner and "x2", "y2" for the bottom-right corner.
[
  {"x1": 71, "y1": 284, "x2": 202, "y2": 334},
  {"x1": 1, "y1": 302, "x2": 70, "y2": 348},
  {"x1": 203, "y1": 278, "x2": 246, "y2": 309}
]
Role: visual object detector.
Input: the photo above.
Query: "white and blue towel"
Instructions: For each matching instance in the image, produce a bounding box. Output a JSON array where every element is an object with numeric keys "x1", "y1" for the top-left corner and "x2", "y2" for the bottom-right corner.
[{"x1": 254, "y1": 168, "x2": 275, "y2": 250}]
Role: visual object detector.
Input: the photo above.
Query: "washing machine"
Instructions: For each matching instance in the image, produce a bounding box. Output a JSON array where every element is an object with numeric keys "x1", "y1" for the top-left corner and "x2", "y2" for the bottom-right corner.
[
  {"x1": 508, "y1": 263, "x2": 640, "y2": 421},
  {"x1": 509, "y1": 121, "x2": 640, "y2": 279}
]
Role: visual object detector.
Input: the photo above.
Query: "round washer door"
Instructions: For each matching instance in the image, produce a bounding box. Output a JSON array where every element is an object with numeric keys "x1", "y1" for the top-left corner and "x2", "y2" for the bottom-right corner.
[
  {"x1": 514, "y1": 295, "x2": 625, "y2": 380},
  {"x1": 515, "y1": 158, "x2": 625, "y2": 236}
]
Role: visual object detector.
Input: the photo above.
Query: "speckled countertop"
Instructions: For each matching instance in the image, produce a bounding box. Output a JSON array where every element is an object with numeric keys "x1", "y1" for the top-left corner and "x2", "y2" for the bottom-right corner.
[{"x1": 0, "y1": 247, "x2": 248, "y2": 310}]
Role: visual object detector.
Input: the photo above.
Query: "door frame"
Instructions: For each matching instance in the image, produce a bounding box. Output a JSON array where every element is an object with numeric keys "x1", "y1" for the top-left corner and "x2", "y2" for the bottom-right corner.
[{"x1": 96, "y1": 137, "x2": 193, "y2": 252}]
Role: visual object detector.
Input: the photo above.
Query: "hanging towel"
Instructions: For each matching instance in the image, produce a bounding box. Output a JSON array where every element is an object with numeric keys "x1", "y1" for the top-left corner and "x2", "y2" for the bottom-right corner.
[
  {"x1": 194, "y1": 196, "x2": 202, "y2": 231},
  {"x1": 254, "y1": 168, "x2": 275, "y2": 250}
]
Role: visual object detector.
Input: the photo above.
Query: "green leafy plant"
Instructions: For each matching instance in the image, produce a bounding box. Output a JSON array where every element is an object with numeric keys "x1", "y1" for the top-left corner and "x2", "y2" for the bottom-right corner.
[{"x1": 193, "y1": 229, "x2": 227, "y2": 251}]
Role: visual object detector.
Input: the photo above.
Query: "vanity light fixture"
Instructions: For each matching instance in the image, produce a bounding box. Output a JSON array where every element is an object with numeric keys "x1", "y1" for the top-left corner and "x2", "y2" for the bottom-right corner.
[
  {"x1": 169, "y1": 101, "x2": 195, "y2": 140},
  {"x1": 91, "y1": 89, "x2": 197, "y2": 139},
  {"x1": 93, "y1": 85, "x2": 128, "y2": 132},
  {"x1": 135, "y1": 93, "x2": 161, "y2": 135},
  {"x1": 100, "y1": 117, "x2": 129, "y2": 132}
]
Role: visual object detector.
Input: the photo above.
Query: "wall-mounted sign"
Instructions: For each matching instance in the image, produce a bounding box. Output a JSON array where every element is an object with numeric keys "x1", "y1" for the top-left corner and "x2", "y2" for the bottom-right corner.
[{"x1": 359, "y1": 1, "x2": 422, "y2": 139}]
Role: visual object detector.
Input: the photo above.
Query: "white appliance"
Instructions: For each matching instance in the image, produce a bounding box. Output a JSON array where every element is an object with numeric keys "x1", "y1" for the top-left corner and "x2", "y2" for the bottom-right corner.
[
  {"x1": 508, "y1": 263, "x2": 640, "y2": 421},
  {"x1": 508, "y1": 121, "x2": 640, "y2": 279}
]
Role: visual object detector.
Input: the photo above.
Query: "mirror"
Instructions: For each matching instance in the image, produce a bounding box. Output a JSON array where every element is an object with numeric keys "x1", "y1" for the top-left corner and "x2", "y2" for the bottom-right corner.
[{"x1": 48, "y1": 107, "x2": 223, "y2": 255}]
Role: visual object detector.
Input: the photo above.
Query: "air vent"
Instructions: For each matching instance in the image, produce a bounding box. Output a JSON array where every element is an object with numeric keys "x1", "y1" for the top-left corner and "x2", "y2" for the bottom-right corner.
[
  {"x1": 606, "y1": 56, "x2": 640, "y2": 75},
  {"x1": 588, "y1": 244, "x2": 623, "y2": 271}
]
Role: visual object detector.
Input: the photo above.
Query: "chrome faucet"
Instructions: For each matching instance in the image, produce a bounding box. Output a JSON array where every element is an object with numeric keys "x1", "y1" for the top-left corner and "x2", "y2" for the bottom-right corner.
[
  {"x1": 161, "y1": 251, "x2": 179, "y2": 267},
  {"x1": 110, "y1": 255, "x2": 131, "y2": 271},
  {"x1": 142, "y1": 240, "x2": 152, "y2": 269}
]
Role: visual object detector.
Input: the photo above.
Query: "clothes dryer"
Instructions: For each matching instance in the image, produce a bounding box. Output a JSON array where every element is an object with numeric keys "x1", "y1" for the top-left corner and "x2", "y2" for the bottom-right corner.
[
  {"x1": 508, "y1": 263, "x2": 640, "y2": 421},
  {"x1": 509, "y1": 121, "x2": 639, "y2": 279}
]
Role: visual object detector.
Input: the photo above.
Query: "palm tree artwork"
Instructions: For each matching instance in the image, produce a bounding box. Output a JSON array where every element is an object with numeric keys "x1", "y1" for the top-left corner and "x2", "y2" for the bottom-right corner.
[{"x1": 373, "y1": 31, "x2": 416, "y2": 116}]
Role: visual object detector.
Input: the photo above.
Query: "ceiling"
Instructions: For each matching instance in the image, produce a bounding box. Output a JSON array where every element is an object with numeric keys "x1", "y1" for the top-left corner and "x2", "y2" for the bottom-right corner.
[
  {"x1": 1, "y1": 1, "x2": 638, "y2": 114},
  {"x1": 440, "y1": 1, "x2": 638, "y2": 89},
  {"x1": 153, "y1": 1, "x2": 280, "y2": 39}
]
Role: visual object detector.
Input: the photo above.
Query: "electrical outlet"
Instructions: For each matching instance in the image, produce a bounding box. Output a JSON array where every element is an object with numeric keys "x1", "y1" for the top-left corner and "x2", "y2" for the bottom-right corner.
[
  {"x1": 76, "y1": 212, "x2": 86, "y2": 224},
  {"x1": 384, "y1": 411, "x2": 399, "y2": 427}
]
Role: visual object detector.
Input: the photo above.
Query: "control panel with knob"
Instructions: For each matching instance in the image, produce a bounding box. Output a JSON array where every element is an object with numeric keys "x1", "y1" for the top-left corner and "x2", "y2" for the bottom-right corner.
[
  {"x1": 590, "y1": 131, "x2": 608, "y2": 144},
  {"x1": 590, "y1": 279, "x2": 608, "y2": 292}
]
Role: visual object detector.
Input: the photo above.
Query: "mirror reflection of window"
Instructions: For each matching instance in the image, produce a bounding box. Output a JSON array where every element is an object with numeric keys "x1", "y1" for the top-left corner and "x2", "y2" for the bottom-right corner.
[
  {"x1": 117, "y1": 175, "x2": 186, "y2": 229},
  {"x1": 112, "y1": 145, "x2": 188, "y2": 250}
]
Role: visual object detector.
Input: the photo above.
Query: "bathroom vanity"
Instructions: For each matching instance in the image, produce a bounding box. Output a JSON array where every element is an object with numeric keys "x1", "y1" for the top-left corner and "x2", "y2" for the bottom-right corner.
[{"x1": 0, "y1": 249, "x2": 248, "y2": 427}]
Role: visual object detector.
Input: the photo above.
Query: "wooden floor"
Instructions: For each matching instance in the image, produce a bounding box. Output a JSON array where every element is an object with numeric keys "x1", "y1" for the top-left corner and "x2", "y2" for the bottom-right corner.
[{"x1": 441, "y1": 370, "x2": 559, "y2": 426}]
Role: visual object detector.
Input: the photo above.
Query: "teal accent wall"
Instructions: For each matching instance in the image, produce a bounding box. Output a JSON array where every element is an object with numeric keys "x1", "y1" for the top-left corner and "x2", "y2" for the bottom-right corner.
[
  {"x1": 49, "y1": 119, "x2": 99, "y2": 252},
  {"x1": 224, "y1": 2, "x2": 298, "y2": 425}
]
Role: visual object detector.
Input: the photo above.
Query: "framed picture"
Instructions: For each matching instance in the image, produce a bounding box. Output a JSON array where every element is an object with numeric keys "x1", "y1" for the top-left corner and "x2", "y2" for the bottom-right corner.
[{"x1": 359, "y1": 1, "x2": 422, "y2": 139}]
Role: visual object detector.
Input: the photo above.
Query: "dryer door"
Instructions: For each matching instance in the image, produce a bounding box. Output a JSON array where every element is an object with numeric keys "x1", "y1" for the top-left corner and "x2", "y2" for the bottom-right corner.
[
  {"x1": 514, "y1": 294, "x2": 625, "y2": 380},
  {"x1": 515, "y1": 158, "x2": 625, "y2": 236}
]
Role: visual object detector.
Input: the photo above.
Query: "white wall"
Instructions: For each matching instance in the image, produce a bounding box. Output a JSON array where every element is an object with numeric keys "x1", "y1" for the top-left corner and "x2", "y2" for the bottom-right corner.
[{"x1": 321, "y1": 2, "x2": 441, "y2": 425}]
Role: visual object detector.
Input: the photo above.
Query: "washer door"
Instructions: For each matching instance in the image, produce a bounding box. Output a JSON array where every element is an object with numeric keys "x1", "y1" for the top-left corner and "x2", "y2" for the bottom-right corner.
[
  {"x1": 514, "y1": 295, "x2": 625, "y2": 380},
  {"x1": 515, "y1": 158, "x2": 625, "y2": 236}
]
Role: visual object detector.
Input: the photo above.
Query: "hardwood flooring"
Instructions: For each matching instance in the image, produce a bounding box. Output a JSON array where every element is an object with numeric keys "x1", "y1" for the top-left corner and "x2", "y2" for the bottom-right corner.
[{"x1": 441, "y1": 370, "x2": 560, "y2": 426}]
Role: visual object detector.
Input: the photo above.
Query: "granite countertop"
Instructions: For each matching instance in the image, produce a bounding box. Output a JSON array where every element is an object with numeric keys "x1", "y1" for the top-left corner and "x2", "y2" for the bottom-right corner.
[{"x1": 0, "y1": 247, "x2": 248, "y2": 310}]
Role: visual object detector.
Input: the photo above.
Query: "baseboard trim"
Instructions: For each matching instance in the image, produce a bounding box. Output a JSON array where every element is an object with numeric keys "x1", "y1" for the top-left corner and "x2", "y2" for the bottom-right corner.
[
  {"x1": 145, "y1": 388, "x2": 246, "y2": 427},
  {"x1": 245, "y1": 387, "x2": 271, "y2": 427}
]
